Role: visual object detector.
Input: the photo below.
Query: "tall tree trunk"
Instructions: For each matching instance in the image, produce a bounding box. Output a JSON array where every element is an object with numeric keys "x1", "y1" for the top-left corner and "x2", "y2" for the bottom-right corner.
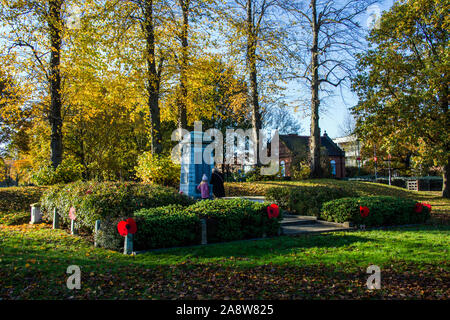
[
  {"x1": 246, "y1": 0, "x2": 261, "y2": 166},
  {"x1": 309, "y1": 0, "x2": 321, "y2": 177},
  {"x1": 144, "y1": 0, "x2": 162, "y2": 154},
  {"x1": 178, "y1": 0, "x2": 189, "y2": 129},
  {"x1": 443, "y1": 155, "x2": 449, "y2": 198},
  {"x1": 48, "y1": 0, "x2": 63, "y2": 169},
  {"x1": 441, "y1": 83, "x2": 449, "y2": 198}
]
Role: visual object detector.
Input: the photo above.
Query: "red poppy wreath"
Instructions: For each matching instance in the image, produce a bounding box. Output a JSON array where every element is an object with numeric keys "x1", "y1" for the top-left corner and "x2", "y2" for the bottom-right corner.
[
  {"x1": 117, "y1": 218, "x2": 137, "y2": 237},
  {"x1": 359, "y1": 206, "x2": 370, "y2": 218},
  {"x1": 267, "y1": 204, "x2": 280, "y2": 219}
]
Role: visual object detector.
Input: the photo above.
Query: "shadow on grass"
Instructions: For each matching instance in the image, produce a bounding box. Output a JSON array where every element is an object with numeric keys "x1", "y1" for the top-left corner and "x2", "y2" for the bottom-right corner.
[
  {"x1": 140, "y1": 225, "x2": 449, "y2": 262},
  {"x1": 141, "y1": 232, "x2": 374, "y2": 260}
]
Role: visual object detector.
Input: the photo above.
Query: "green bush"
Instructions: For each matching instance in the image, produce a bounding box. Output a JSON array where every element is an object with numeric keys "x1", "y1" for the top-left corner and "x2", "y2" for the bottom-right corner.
[
  {"x1": 244, "y1": 168, "x2": 273, "y2": 182},
  {"x1": 224, "y1": 182, "x2": 272, "y2": 196},
  {"x1": 321, "y1": 196, "x2": 431, "y2": 226},
  {"x1": 93, "y1": 199, "x2": 282, "y2": 252},
  {"x1": 133, "y1": 205, "x2": 201, "y2": 250},
  {"x1": 0, "y1": 186, "x2": 46, "y2": 214},
  {"x1": 94, "y1": 217, "x2": 125, "y2": 251},
  {"x1": 40, "y1": 181, "x2": 195, "y2": 232},
  {"x1": 266, "y1": 185, "x2": 354, "y2": 216},
  {"x1": 290, "y1": 160, "x2": 311, "y2": 180},
  {"x1": 185, "y1": 198, "x2": 282, "y2": 243},
  {"x1": 31, "y1": 156, "x2": 84, "y2": 186},
  {"x1": 135, "y1": 153, "x2": 180, "y2": 188},
  {"x1": 100, "y1": 199, "x2": 283, "y2": 252}
]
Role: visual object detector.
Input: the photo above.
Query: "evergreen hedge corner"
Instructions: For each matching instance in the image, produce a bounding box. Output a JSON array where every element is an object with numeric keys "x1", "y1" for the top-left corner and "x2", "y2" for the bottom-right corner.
[{"x1": 321, "y1": 196, "x2": 431, "y2": 227}]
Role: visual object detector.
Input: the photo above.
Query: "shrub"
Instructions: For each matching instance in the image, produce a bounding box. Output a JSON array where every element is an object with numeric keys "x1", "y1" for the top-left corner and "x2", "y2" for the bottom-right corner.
[
  {"x1": 40, "y1": 181, "x2": 195, "y2": 232},
  {"x1": 94, "y1": 198, "x2": 282, "y2": 252},
  {"x1": 135, "y1": 153, "x2": 180, "y2": 188},
  {"x1": 244, "y1": 168, "x2": 273, "y2": 182},
  {"x1": 133, "y1": 205, "x2": 201, "y2": 250},
  {"x1": 290, "y1": 160, "x2": 311, "y2": 180},
  {"x1": 345, "y1": 166, "x2": 370, "y2": 178},
  {"x1": 0, "y1": 186, "x2": 46, "y2": 214},
  {"x1": 0, "y1": 186, "x2": 47, "y2": 226},
  {"x1": 321, "y1": 196, "x2": 431, "y2": 227},
  {"x1": 224, "y1": 182, "x2": 272, "y2": 196},
  {"x1": 31, "y1": 156, "x2": 84, "y2": 186},
  {"x1": 266, "y1": 185, "x2": 354, "y2": 216},
  {"x1": 94, "y1": 217, "x2": 125, "y2": 251},
  {"x1": 185, "y1": 199, "x2": 282, "y2": 243}
]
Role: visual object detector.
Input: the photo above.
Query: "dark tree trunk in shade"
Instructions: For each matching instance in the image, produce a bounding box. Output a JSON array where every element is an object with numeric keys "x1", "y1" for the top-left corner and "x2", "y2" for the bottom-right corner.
[
  {"x1": 443, "y1": 155, "x2": 449, "y2": 198},
  {"x1": 144, "y1": 0, "x2": 162, "y2": 154},
  {"x1": 178, "y1": 0, "x2": 189, "y2": 129},
  {"x1": 441, "y1": 84, "x2": 449, "y2": 198},
  {"x1": 48, "y1": 0, "x2": 63, "y2": 169}
]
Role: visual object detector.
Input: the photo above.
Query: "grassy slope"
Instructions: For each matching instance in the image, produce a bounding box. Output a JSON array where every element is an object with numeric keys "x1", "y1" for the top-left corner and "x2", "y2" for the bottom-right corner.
[{"x1": 0, "y1": 181, "x2": 449, "y2": 299}]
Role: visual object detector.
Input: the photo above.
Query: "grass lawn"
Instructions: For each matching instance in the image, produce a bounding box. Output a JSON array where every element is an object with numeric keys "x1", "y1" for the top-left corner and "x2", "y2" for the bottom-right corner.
[{"x1": 0, "y1": 180, "x2": 449, "y2": 299}]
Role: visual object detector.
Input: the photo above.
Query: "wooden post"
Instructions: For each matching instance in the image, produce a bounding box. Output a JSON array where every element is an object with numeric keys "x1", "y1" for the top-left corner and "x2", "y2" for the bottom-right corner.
[
  {"x1": 201, "y1": 218, "x2": 207, "y2": 245},
  {"x1": 124, "y1": 234, "x2": 133, "y2": 255},
  {"x1": 70, "y1": 219, "x2": 77, "y2": 235},
  {"x1": 30, "y1": 203, "x2": 42, "y2": 224},
  {"x1": 94, "y1": 220, "x2": 101, "y2": 247},
  {"x1": 52, "y1": 208, "x2": 59, "y2": 229}
]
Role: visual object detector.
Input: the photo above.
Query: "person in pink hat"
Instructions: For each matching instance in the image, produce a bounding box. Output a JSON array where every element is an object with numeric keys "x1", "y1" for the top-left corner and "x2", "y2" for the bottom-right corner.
[{"x1": 197, "y1": 174, "x2": 210, "y2": 200}]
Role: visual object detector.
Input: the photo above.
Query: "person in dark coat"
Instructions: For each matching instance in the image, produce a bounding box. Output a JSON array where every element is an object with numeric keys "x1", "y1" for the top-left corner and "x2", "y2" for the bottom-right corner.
[{"x1": 210, "y1": 168, "x2": 225, "y2": 198}]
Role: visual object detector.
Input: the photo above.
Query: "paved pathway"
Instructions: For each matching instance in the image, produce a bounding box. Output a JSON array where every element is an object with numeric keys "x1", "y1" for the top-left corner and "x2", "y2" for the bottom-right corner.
[
  {"x1": 224, "y1": 196, "x2": 354, "y2": 235},
  {"x1": 281, "y1": 215, "x2": 353, "y2": 235}
]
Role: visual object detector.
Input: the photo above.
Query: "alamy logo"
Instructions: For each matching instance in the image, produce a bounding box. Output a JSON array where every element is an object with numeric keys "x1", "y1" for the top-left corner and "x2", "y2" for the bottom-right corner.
[
  {"x1": 366, "y1": 4, "x2": 381, "y2": 30},
  {"x1": 171, "y1": 121, "x2": 280, "y2": 175},
  {"x1": 66, "y1": 265, "x2": 81, "y2": 290},
  {"x1": 67, "y1": 4, "x2": 82, "y2": 30},
  {"x1": 366, "y1": 265, "x2": 381, "y2": 290}
]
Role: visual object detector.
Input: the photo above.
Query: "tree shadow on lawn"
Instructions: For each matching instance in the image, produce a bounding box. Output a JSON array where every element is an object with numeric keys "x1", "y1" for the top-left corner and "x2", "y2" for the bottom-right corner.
[
  {"x1": 0, "y1": 231, "x2": 372, "y2": 268},
  {"x1": 141, "y1": 232, "x2": 374, "y2": 261},
  {"x1": 140, "y1": 225, "x2": 449, "y2": 265}
]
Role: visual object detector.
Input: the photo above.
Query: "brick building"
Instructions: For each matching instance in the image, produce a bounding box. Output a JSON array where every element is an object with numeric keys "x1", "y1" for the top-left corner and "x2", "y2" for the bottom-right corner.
[{"x1": 278, "y1": 133, "x2": 346, "y2": 178}]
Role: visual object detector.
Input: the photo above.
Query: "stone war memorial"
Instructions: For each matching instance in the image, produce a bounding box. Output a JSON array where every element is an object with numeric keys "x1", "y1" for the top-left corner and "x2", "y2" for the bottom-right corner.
[{"x1": 179, "y1": 131, "x2": 214, "y2": 199}]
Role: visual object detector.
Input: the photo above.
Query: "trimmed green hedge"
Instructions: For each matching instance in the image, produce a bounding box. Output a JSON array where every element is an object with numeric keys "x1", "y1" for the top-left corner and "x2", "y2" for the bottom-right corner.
[
  {"x1": 0, "y1": 186, "x2": 47, "y2": 214},
  {"x1": 185, "y1": 198, "x2": 282, "y2": 243},
  {"x1": 40, "y1": 181, "x2": 195, "y2": 232},
  {"x1": 321, "y1": 196, "x2": 431, "y2": 226},
  {"x1": 0, "y1": 186, "x2": 47, "y2": 226},
  {"x1": 266, "y1": 185, "x2": 355, "y2": 216},
  {"x1": 95, "y1": 199, "x2": 282, "y2": 251},
  {"x1": 133, "y1": 205, "x2": 201, "y2": 250}
]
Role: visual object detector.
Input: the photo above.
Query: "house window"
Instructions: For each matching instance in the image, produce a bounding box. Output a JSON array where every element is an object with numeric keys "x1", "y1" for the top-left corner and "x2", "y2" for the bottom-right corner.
[
  {"x1": 280, "y1": 161, "x2": 286, "y2": 177},
  {"x1": 330, "y1": 160, "x2": 336, "y2": 176}
]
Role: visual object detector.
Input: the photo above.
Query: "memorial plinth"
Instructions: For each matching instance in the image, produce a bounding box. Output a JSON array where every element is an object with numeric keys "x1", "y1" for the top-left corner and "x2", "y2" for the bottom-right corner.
[{"x1": 179, "y1": 131, "x2": 213, "y2": 199}]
